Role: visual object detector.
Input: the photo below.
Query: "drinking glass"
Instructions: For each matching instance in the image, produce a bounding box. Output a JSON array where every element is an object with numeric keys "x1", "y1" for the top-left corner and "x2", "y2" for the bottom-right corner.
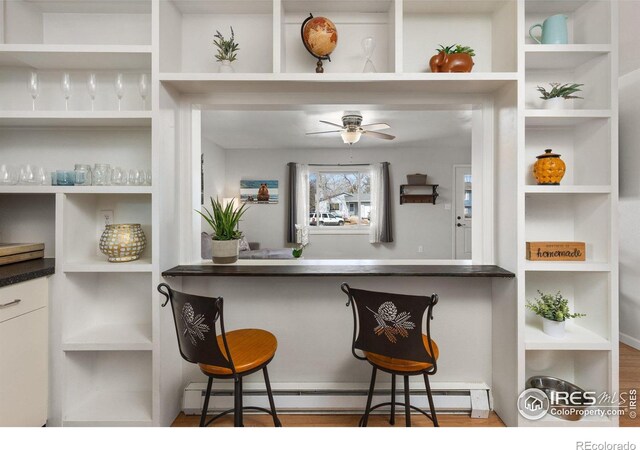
[
  {"x1": 19, "y1": 164, "x2": 37, "y2": 185},
  {"x1": 362, "y1": 37, "x2": 377, "y2": 73},
  {"x1": 93, "y1": 163, "x2": 111, "y2": 186},
  {"x1": 0, "y1": 164, "x2": 18, "y2": 185},
  {"x1": 61, "y1": 72, "x2": 72, "y2": 111},
  {"x1": 115, "y1": 73, "x2": 125, "y2": 111},
  {"x1": 138, "y1": 74, "x2": 149, "y2": 110},
  {"x1": 128, "y1": 168, "x2": 141, "y2": 185},
  {"x1": 111, "y1": 167, "x2": 127, "y2": 185},
  {"x1": 87, "y1": 73, "x2": 97, "y2": 111},
  {"x1": 145, "y1": 169, "x2": 152, "y2": 186},
  {"x1": 74, "y1": 164, "x2": 92, "y2": 186},
  {"x1": 56, "y1": 170, "x2": 75, "y2": 186},
  {"x1": 36, "y1": 167, "x2": 48, "y2": 185},
  {"x1": 27, "y1": 71, "x2": 40, "y2": 111}
]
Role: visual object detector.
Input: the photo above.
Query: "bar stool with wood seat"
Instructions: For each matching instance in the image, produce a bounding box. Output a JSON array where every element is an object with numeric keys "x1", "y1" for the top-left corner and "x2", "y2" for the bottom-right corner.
[
  {"x1": 341, "y1": 283, "x2": 440, "y2": 427},
  {"x1": 158, "y1": 283, "x2": 282, "y2": 427}
]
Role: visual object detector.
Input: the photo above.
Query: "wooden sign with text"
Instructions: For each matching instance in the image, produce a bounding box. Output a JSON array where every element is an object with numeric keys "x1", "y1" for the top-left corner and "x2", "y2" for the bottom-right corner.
[{"x1": 526, "y1": 242, "x2": 586, "y2": 261}]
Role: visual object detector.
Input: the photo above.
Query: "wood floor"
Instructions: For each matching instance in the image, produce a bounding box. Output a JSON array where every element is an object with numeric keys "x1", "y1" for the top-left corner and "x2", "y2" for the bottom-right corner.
[
  {"x1": 173, "y1": 342, "x2": 640, "y2": 427},
  {"x1": 619, "y1": 342, "x2": 640, "y2": 427},
  {"x1": 172, "y1": 411, "x2": 504, "y2": 427}
]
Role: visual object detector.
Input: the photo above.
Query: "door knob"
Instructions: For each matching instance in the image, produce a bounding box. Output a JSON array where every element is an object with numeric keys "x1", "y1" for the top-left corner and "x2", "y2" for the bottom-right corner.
[
  {"x1": 457, "y1": 223, "x2": 462, "y2": 227},
  {"x1": 457, "y1": 216, "x2": 461, "y2": 220}
]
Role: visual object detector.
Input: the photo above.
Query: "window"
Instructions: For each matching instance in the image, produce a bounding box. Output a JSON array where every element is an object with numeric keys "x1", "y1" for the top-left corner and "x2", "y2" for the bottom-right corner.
[{"x1": 308, "y1": 169, "x2": 371, "y2": 229}]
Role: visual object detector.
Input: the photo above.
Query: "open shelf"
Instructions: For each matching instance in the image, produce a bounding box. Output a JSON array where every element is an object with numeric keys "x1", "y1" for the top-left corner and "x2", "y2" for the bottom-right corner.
[
  {"x1": 63, "y1": 324, "x2": 152, "y2": 352},
  {"x1": 525, "y1": 1, "x2": 611, "y2": 45},
  {"x1": 403, "y1": 0, "x2": 516, "y2": 73},
  {"x1": 62, "y1": 193, "x2": 152, "y2": 267},
  {"x1": 159, "y1": 72, "x2": 518, "y2": 94},
  {"x1": 525, "y1": 193, "x2": 611, "y2": 264},
  {"x1": 63, "y1": 351, "x2": 152, "y2": 426},
  {"x1": 2, "y1": 0, "x2": 151, "y2": 46},
  {"x1": 63, "y1": 257, "x2": 153, "y2": 273},
  {"x1": 0, "y1": 186, "x2": 152, "y2": 195},
  {"x1": 524, "y1": 262, "x2": 611, "y2": 272},
  {"x1": 0, "y1": 194, "x2": 56, "y2": 257},
  {"x1": 62, "y1": 273, "x2": 152, "y2": 351},
  {"x1": 525, "y1": 52, "x2": 611, "y2": 110},
  {"x1": 525, "y1": 322, "x2": 610, "y2": 351},
  {"x1": 525, "y1": 271, "x2": 611, "y2": 348},
  {"x1": 159, "y1": 0, "x2": 273, "y2": 74},
  {"x1": 524, "y1": 44, "x2": 611, "y2": 70},
  {"x1": 525, "y1": 118, "x2": 611, "y2": 186},
  {"x1": 281, "y1": 0, "x2": 394, "y2": 74},
  {"x1": 0, "y1": 111, "x2": 151, "y2": 127},
  {"x1": 0, "y1": 44, "x2": 152, "y2": 70},
  {"x1": 525, "y1": 110, "x2": 610, "y2": 127},
  {"x1": 522, "y1": 349, "x2": 615, "y2": 426}
]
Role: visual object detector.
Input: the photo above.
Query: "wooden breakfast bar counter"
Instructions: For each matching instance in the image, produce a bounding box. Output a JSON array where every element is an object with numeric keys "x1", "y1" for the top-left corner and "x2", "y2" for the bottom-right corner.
[{"x1": 162, "y1": 263, "x2": 515, "y2": 278}]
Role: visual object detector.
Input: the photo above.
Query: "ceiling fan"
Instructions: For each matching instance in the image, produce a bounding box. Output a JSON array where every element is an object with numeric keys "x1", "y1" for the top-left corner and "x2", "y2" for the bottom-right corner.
[{"x1": 306, "y1": 112, "x2": 396, "y2": 145}]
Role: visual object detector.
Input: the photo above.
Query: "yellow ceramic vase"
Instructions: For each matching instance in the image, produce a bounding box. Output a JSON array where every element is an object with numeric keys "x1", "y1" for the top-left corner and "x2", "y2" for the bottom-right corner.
[{"x1": 533, "y1": 149, "x2": 566, "y2": 185}]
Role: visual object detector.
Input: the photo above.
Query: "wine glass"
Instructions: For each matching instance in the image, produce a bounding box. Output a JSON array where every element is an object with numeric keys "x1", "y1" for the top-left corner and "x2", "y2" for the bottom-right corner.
[
  {"x1": 27, "y1": 71, "x2": 40, "y2": 111},
  {"x1": 138, "y1": 74, "x2": 149, "y2": 110},
  {"x1": 362, "y1": 37, "x2": 377, "y2": 73},
  {"x1": 87, "y1": 73, "x2": 97, "y2": 111},
  {"x1": 61, "y1": 72, "x2": 72, "y2": 111},
  {"x1": 115, "y1": 73, "x2": 124, "y2": 111}
]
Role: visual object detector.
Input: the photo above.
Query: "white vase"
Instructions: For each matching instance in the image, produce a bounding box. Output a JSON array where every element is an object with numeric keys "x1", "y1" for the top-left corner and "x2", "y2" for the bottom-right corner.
[
  {"x1": 219, "y1": 60, "x2": 235, "y2": 73},
  {"x1": 211, "y1": 239, "x2": 239, "y2": 264},
  {"x1": 544, "y1": 97, "x2": 572, "y2": 110},
  {"x1": 542, "y1": 318, "x2": 566, "y2": 338}
]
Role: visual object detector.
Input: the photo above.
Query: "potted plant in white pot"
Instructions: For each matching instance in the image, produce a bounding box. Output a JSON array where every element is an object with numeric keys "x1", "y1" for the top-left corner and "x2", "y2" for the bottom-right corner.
[
  {"x1": 213, "y1": 27, "x2": 239, "y2": 73},
  {"x1": 526, "y1": 290, "x2": 586, "y2": 338},
  {"x1": 536, "y1": 82, "x2": 583, "y2": 110},
  {"x1": 197, "y1": 197, "x2": 248, "y2": 264}
]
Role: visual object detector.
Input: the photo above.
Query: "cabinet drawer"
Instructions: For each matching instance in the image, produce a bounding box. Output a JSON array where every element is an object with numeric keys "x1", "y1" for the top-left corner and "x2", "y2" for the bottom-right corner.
[{"x1": 0, "y1": 277, "x2": 48, "y2": 323}]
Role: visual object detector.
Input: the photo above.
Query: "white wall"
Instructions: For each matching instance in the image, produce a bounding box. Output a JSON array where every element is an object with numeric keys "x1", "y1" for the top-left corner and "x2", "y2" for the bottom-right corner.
[
  {"x1": 618, "y1": 1, "x2": 640, "y2": 350},
  {"x1": 181, "y1": 276, "x2": 493, "y2": 388},
  {"x1": 619, "y1": 69, "x2": 640, "y2": 349},
  {"x1": 203, "y1": 144, "x2": 471, "y2": 259}
]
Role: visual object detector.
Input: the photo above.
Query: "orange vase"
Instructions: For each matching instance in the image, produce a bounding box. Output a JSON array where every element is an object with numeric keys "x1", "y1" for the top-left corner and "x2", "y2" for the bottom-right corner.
[{"x1": 533, "y1": 149, "x2": 566, "y2": 185}]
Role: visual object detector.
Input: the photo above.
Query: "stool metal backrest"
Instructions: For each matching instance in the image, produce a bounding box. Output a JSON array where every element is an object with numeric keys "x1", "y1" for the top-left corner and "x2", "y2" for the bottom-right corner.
[
  {"x1": 341, "y1": 283, "x2": 438, "y2": 371},
  {"x1": 158, "y1": 283, "x2": 236, "y2": 375}
]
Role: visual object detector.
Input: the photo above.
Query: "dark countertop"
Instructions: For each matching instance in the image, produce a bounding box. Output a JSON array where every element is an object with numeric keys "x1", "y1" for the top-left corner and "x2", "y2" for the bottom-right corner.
[
  {"x1": 162, "y1": 264, "x2": 515, "y2": 278},
  {"x1": 0, "y1": 258, "x2": 55, "y2": 288}
]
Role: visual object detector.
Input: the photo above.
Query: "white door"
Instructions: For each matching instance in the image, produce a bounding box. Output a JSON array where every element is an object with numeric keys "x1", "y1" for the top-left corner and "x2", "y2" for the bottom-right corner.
[{"x1": 454, "y1": 166, "x2": 472, "y2": 260}]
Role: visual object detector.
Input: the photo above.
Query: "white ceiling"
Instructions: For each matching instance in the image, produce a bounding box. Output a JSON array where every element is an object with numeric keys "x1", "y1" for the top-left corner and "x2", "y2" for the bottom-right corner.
[{"x1": 201, "y1": 107, "x2": 473, "y2": 150}]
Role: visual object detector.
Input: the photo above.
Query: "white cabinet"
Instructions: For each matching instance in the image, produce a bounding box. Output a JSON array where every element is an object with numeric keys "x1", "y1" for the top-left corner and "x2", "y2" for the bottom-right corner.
[{"x1": 0, "y1": 277, "x2": 48, "y2": 427}]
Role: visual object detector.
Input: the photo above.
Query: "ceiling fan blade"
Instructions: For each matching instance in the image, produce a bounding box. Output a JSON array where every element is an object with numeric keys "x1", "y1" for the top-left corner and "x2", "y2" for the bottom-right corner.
[
  {"x1": 306, "y1": 130, "x2": 342, "y2": 135},
  {"x1": 319, "y1": 120, "x2": 344, "y2": 128},
  {"x1": 360, "y1": 122, "x2": 391, "y2": 131},
  {"x1": 363, "y1": 130, "x2": 396, "y2": 140}
]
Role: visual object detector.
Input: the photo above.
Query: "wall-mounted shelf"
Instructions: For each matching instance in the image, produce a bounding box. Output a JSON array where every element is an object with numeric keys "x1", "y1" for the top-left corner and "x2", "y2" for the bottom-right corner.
[{"x1": 399, "y1": 184, "x2": 439, "y2": 205}]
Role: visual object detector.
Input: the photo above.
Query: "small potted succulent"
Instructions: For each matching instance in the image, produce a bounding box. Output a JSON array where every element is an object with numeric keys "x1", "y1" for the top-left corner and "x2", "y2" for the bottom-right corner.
[
  {"x1": 536, "y1": 82, "x2": 583, "y2": 109},
  {"x1": 429, "y1": 44, "x2": 475, "y2": 73},
  {"x1": 213, "y1": 27, "x2": 239, "y2": 73},
  {"x1": 196, "y1": 197, "x2": 248, "y2": 264},
  {"x1": 526, "y1": 290, "x2": 586, "y2": 338}
]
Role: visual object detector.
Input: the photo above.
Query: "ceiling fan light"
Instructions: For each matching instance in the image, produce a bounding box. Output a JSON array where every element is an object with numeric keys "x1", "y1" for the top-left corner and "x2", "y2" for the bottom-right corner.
[{"x1": 341, "y1": 130, "x2": 362, "y2": 145}]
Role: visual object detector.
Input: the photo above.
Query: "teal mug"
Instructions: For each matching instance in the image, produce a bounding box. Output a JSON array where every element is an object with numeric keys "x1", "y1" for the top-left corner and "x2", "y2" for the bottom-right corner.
[{"x1": 529, "y1": 14, "x2": 569, "y2": 44}]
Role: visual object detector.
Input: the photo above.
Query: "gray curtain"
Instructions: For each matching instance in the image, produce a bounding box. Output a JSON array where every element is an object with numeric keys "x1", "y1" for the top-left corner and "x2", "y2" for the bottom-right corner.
[
  {"x1": 286, "y1": 162, "x2": 297, "y2": 243},
  {"x1": 380, "y1": 162, "x2": 393, "y2": 243}
]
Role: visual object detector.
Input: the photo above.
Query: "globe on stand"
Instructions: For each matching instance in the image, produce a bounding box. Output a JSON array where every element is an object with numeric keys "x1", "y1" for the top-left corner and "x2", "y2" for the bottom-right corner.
[{"x1": 301, "y1": 14, "x2": 338, "y2": 73}]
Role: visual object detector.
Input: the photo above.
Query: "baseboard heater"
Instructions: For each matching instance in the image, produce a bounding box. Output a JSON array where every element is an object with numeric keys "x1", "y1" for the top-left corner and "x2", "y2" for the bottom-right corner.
[{"x1": 183, "y1": 382, "x2": 492, "y2": 419}]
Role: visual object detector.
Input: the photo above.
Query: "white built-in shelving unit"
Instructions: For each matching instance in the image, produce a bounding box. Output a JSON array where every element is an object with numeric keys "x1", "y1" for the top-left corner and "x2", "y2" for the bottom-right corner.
[
  {"x1": 517, "y1": 0, "x2": 619, "y2": 427},
  {"x1": 0, "y1": 0, "x2": 619, "y2": 427}
]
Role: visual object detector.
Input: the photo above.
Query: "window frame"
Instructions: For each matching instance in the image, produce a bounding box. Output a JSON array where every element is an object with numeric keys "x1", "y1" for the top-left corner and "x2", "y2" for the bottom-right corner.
[{"x1": 307, "y1": 166, "x2": 372, "y2": 235}]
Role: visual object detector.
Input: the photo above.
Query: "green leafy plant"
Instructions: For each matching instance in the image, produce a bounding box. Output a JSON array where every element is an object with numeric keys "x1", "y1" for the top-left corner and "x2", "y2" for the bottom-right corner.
[
  {"x1": 196, "y1": 197, "x2": 248, "y2": 241},
  {"x1": 526, "y1": 291, "x2": 586, "y2": 322},
  {"x1": 436, "y1": 44, "x2": 476, "y2": 56},
  {"x1": 213, "y1": 27, "x2": 239, "y2": 62},
  {"x1": 537, "y1": 82, "x2": 584, "y2": 100}
]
